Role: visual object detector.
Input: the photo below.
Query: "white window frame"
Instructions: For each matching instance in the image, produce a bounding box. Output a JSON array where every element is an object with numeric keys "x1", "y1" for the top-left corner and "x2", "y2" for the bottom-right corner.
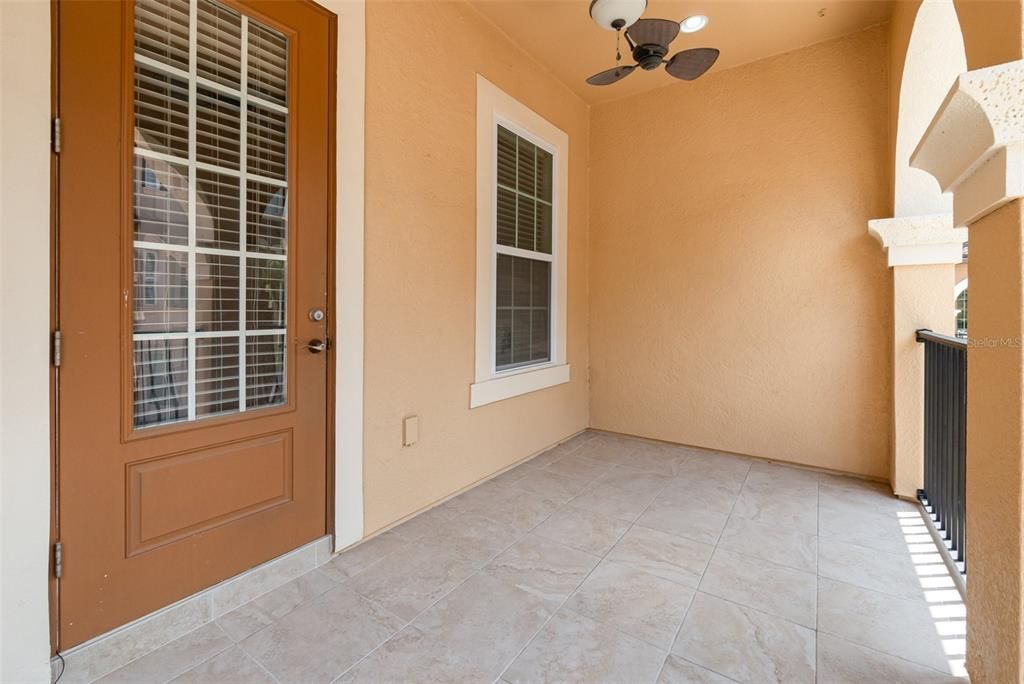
[{"x1": 471, "y1": 75, "x2": 569, "y2": 408}]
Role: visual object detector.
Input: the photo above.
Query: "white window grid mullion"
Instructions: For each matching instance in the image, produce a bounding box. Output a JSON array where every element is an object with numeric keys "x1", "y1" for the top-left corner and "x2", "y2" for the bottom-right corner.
[
  {"x1": 196, "y1": 74, "x2": 286, "y2": 115},
  {"x1": 134, "y1": 240, "x2": 189, "y2": 254},
  {"x1": 134, "y1": 328, "x2": 285, "y2": 342},
  {"x1": 135, "y1": 52, "x2": 190, "y2": 82},
  {"x1": 244, "y1": 329, "x2": 287, "y2": 337},
  {"x1": 198, "y1": 245, "x2": 285, "y2": 261},
  {"x1": 248, "y1": 92, "x2": 286, "y2": 116},
  {"x1": 135, "y1": 52, "x2": 288, "y2": 117},
  {"x1": 238, "y1": 14, "x2": 250, "y2": 412},
  {"x1": 496, "y1": 182, "x2": 553, "y2": 208},
  {"x1": 132, "y1": 240, "x2": 285, "y2": 262},
  {"x1": 134, "y1": 148, "x2": 287, "y2": 189},
  {"x1": 207, "y1": 164, "x2": 285, "y2": 189},
  {"x1": 134, "y1": 146, "x2": 188, "y2": 168},
  {"x1": 186, "y1": 0, "x2": 199, "y2": 422},
  {"x1": 495, "y1": 244, "x2": 553, "y2": 263}
]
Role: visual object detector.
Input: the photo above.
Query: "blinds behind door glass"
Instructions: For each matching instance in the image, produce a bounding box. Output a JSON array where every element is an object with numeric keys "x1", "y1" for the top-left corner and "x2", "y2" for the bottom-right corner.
[
  {"x1": 495, "y1": 125, "x2": 553, "y2": 371},
  {"x1": 133, "y1": 0, "x2": 289, "y2": 428}
]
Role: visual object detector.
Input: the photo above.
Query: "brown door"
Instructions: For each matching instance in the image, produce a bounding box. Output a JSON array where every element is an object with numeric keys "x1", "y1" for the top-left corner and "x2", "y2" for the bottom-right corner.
[{"x1": 56, "y1": 0, "x2": 335, "y2": 648}]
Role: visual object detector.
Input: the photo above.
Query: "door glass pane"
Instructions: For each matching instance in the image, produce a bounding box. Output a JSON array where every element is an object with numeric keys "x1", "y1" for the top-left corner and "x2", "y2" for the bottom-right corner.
[
  {"x1": 134, "y1": 155, "x2": 189, "y2": 245},
  {"x1": 247, "y1": 335, "x2": 286, "y2": 408},
  {"x1": 196, "y1": 169, "x2": 241, "y2": 250},
  {"x1": 248, "y1": 22, "x2": 288, "y2": 106},
  {"x1": 196, "y1": 337, "x2": 240, "y2": 417},
  {"x1": 247, "y1": 183, "x2": 287, "y2": 254},
  {"x1": 133, "y1": 247, "x2": 188, "y2": 334},
  {"x1": 135, "y1": 0, "x2": 190, "y2": 70},
  {"x1": 196, "y1": 0, "x2": 242, "y2": 90},
  {"x1": 195, "y1": 253, "x2": 240, "y2": 332},
  {"x1": 134, "y1": 67, "x2": 190, "y2": 158},
  {"x1": 247, "y1": 104, "x2": 287, "y2": 180},
  {"x1": 133, "y1": 338, "x2": 189, "y2": 427},
  {"x1": 247, "y1": 258, "x2": 286, "y2": 329},
  {"x1": 196, "y1": 87, "x2": 241, "y2": 169},
  {"x1": 132, "y1": 0, "x2": 289, "y2": 428}
]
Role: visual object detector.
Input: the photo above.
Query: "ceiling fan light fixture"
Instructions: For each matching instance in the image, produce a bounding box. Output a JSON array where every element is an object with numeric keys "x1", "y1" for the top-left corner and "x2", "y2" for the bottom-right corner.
[
  {"x1": 589, "y1": 0, "x2": 647, "y2": 31},
  {"x1": 679, "y1": 14, "x2": 709, "y2": 33}
]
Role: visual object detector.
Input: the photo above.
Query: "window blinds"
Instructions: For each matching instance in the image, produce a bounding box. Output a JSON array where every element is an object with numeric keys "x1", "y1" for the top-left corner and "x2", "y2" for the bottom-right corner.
[
  {"x1": 494, "y1": 125, "x2": 554, "y2": 371},
  {"x1": 132, "y1": 0, "x2": 289, "y2": 427}
]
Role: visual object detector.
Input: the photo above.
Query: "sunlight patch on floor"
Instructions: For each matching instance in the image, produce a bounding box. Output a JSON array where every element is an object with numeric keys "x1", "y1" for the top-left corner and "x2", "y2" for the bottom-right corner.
[{"x1": 899, "y1": 510, "x2": 967, "y2": 678}]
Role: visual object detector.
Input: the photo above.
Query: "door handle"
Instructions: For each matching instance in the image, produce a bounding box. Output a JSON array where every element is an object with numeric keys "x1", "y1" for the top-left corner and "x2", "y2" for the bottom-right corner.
[{"x1": 306, "y1": 339, "x2": 328, "y2": 353}]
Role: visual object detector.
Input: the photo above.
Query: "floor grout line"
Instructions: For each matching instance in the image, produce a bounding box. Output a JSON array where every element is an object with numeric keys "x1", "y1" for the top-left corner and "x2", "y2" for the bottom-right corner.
[
  {"x1": 491, "y1": 450, "x2": 662, "y2": 684},
  {"x1": 658, "y1": 453, "x2": 759, "y2": 684},
  {"x1": 816, "y1": 630, "x2": 968, "y2": 679},
  {"x1": 327, "y1": 522, "x2": 532, "y2": 682},
  {"x1": 816, "y1": 468, "x2": 822, "y2": 684},
  {"x1": 330, "y1": 450, "x2": 621, "y2": 684},
  {"x1": 163, "y1": 431, "x2": 960, "y2": 684},
  {"x1": 246, "y1": 647, "x2": 283, "y2": 684},
  {"x1": 158, "y1": 623, "x2": 236, "y2": 684}
]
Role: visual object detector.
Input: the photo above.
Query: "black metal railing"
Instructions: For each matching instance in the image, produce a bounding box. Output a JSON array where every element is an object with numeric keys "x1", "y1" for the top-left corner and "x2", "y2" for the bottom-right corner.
[{"x1": 916, "y1": 329, "x2": 967, "y2": 573}]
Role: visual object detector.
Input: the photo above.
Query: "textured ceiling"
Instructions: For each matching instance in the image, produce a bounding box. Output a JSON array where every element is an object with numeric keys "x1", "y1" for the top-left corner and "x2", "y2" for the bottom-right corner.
[{"x1": 469, "y1": 0, "x2": 894, "y2": 104}]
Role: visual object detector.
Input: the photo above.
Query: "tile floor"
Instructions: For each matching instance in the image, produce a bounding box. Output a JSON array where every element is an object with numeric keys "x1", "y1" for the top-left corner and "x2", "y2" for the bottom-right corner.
[{"x1": 91, "y1": 431, "x2": 968, "y2": 683}]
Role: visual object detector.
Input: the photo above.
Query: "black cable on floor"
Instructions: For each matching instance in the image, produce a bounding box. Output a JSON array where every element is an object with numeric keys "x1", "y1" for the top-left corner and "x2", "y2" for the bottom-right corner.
[{"x1": 52, "y1": 652, "x2": 65, "y2": 684}]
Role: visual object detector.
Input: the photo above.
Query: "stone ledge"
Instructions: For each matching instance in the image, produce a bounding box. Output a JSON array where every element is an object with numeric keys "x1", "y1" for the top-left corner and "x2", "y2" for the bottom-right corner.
[{"x1": 868, "y1": 214, "x2": 967, "y2": 267}]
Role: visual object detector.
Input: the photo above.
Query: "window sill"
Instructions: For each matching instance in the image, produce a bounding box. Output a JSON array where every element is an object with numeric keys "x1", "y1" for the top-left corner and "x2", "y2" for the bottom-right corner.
[{"x1": 470, "y1": 363, "x2": 571, "y2": 408}]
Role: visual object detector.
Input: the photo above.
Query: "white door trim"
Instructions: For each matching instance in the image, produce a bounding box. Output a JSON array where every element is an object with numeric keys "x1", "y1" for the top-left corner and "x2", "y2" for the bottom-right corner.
[
  {"x1": 324, "y1": 0, "x2": 367, "y2": 551},
  {"x1": 0, "y1": 1, "x2": 54, "y2": 681}
]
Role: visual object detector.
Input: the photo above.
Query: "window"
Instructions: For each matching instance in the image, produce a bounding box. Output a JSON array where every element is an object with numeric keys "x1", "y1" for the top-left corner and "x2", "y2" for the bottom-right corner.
[
  {"x1": 131, "y1": 0, "x2": 290, "y2": 427},
  {"x1": 472, "y1": 76, "x2": 569, "y2": 408},
  {"x1": 495, "y1": 125, "x2": 553, "y2": 370},
  {"x1": 955, "y1": 281, "x2": 968, "y2": 339}
]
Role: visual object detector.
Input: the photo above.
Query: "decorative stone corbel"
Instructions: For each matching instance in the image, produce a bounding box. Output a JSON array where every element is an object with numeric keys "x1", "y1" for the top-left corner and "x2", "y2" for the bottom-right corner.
[
  {"x1": 868, "y1": 214, "x2": 967, "y2": 267},
  {"x1": 911, "y1": 59, "x2": 1024, "y2": 227}
]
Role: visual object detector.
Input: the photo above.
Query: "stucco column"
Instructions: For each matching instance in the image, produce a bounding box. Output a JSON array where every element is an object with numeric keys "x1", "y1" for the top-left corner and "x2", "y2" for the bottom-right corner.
[
  {"x1": 868, "y1": 215, "x2": 966, "y2": 498},
  {"x1": 912, "y1": 60, "x2": 1024, "y2": 683}
]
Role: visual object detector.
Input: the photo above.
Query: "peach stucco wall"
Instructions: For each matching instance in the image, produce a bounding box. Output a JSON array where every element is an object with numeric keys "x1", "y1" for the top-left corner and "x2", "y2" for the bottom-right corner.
[
  {"x1": 890, "y1": 263, "x2": 957, "y2": 495},
  {"x1": 588, "y1": 25, "x2": 892, "y2": 479},
  {"x1": 354, "y1": 0, "x2": 1020, "y2": 531},
  {"x1": 361, "y1": 1, "x2": 590, "y2": 534},
  {"x1": 953, "y1": 0, "x2": 1023, "y2": 70},
  {"x1": 964, "y1": 200, "x2": 1024, "y2": 683}
]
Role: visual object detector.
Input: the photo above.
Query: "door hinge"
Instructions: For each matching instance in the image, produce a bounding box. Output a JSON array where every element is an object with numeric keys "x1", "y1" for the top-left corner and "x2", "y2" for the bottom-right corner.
[
  {"x1": 51, "y1": 118, "x2": 62, "y2": 154},
  {"x1": 53, "y1": 542, "x2": 63, "y2": 579},
  {"x1": 52, "y1": 330, "x2": 62, "y2": 367}
]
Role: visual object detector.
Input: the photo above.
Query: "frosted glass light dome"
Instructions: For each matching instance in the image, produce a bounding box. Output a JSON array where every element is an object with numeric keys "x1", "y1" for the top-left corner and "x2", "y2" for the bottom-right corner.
[
  {"x1": 679, "y1": 14, "x2": 709, "y2": 33},
  {"x1": 589, "y1": 0, "x2": 647, "y2": 31}
]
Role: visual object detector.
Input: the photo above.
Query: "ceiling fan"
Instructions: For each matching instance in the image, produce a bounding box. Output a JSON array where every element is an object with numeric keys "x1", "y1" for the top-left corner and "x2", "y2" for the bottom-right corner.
[{"x1": 586, "y1": 0, "x2": 720, "y2": 86}]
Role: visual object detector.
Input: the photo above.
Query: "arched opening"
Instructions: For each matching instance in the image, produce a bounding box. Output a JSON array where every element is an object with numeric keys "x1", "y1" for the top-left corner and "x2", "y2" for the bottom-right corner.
[
  {"x1": 894, "y1": 0, "x2": 967, "y2": 218},
  {"x1": 892, "y1": 3, "x2": 971, "y2": 678},
  {"x1": 955, "y1": 277, "x2": 968, "y2": 338}
]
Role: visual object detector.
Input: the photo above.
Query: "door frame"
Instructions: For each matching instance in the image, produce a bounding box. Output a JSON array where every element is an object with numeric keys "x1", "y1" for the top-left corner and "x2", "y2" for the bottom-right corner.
[{"x1": 43, "y1": 0, "x2": 366, "y2": 657}]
